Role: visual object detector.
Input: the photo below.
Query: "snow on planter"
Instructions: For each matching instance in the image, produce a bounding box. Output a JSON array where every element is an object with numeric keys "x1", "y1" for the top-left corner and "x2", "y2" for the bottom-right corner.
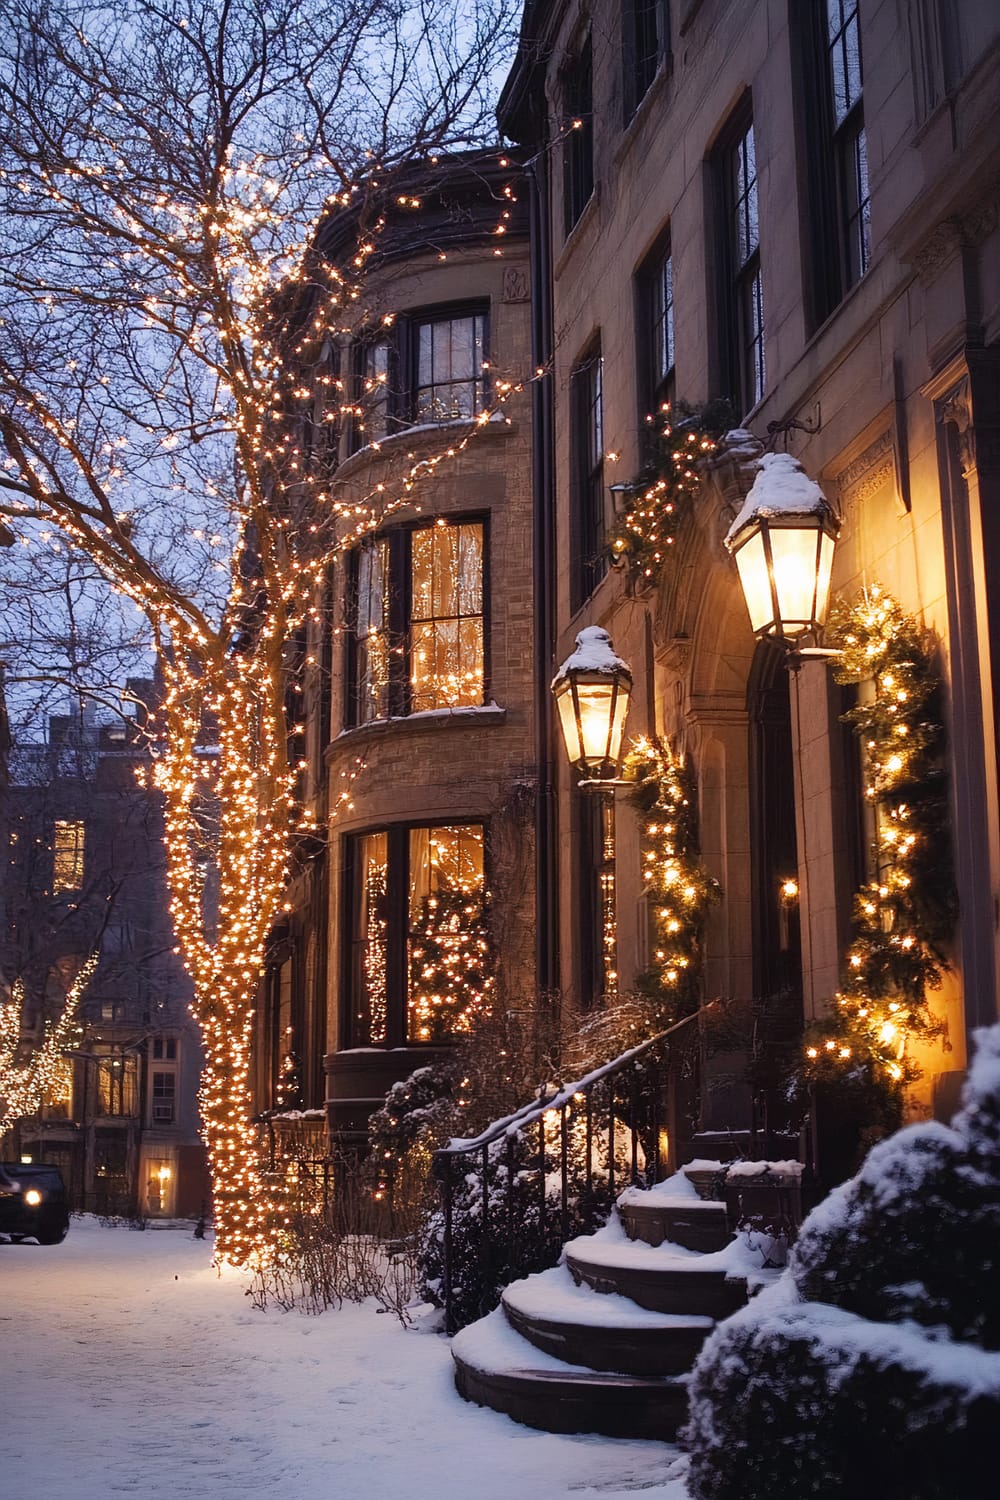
[{"x1": 683, "y1": 1021, "x2": 1000, "y2": 1499}]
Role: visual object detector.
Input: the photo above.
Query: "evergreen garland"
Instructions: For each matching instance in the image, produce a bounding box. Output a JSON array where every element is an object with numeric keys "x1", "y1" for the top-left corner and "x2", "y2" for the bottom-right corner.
[
  {"x1": 607, "y1": 400, "x2": 732, "y2": 588},
  {"x1": 624, "y1": 736, "x2": 720, "y2": 1023},
  {"x1": 804, "y1": 586, "x2": 955, "y2": 1092}
]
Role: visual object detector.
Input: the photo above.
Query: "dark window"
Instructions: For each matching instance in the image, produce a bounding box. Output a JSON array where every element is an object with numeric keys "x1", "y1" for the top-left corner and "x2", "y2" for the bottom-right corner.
[
  {"x1": 718, "y1": 110, "x2": 765, "y2": 415},
  {"x1": 349, "y1": 521, "x2": 486, "y2": 725},
  {"x1": 346, "y1": 822, "x2": 489, "y2": 1046},
  {"x1": 152, "y1": 1037, "x2": 177, "y2": 1061},
  {"x1": 637, "y1": 234, "x2": 675, "y2": 417},
  {"x1": 414, "y1": 312, "x2": 488, "y2": 423},
  {"x1": 152, "y1": 1070, "x2": 176, "y2": 1123},
  {"x1": 95, "y1": 1053, "x2": 138, "y2": 1116},
  {"x1": 797, "y1": 1, "x2": 870, "y2": 326},
  {"x1": 827, "y1": 0, "x2": 870, "y2": 288},
  {"x1": 623, "y1": 0, "x2": 670, "y2": 121},
  {"x1": 563, "y1": 38, "x2": 594, "y2": 235},
  {"x1": 575, "y1": 788, "x2": 618, "y2": 1007},
  {"x1": 569, "y1": 348, "x2": 605, "y2": 612},
  {"x1": 349, "y1": 307, "x2": 488, "y2": 452}
]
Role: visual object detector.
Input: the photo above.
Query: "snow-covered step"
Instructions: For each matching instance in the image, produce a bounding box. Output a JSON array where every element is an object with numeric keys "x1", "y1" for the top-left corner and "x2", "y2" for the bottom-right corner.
[
  {"x1": 452, "y1": 1305, "x2": 691, "y2": 1440},
  {"x1": 501, "y1": 1263, "x2": 714, "y2": 1376},
  {"x1": 564, "y1": 1219, "x2": 758, "y2": 1318},
  {"x1": 617, "y1": 1192, "x2": 730, "y2": 1252}
]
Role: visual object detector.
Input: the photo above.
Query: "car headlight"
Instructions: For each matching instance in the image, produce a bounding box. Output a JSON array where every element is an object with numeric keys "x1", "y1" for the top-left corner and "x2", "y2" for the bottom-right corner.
[{"x1": 24, "y1": 1188, "x2": 43, "y2": 1206}]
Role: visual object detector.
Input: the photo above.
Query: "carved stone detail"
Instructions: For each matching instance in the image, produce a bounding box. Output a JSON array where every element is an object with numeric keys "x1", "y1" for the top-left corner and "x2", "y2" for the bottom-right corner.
[
  {"x1": 836, "y1": 428, "x2": 897, "y2": 513},
  {"x1": 938, "y1": 375, "x2": 975, "y2": 475},
  {"x1": 501, "y1": 267, "x2": 530, "y2": 303},
  {"x1": 914, "y1": 218, "x2": 963, "y2": 284}
]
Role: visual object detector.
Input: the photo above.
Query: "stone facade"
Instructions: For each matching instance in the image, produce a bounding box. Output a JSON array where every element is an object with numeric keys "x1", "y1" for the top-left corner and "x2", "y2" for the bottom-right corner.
[{"x1": 500, "y1": 0, "x2": 1000, "y2": 1156}]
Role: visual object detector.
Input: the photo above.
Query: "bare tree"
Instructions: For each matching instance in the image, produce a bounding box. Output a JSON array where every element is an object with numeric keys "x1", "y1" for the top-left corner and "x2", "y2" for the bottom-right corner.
[{"x1": 0, "y1": 0, "x2": 517, "y2": 1264}]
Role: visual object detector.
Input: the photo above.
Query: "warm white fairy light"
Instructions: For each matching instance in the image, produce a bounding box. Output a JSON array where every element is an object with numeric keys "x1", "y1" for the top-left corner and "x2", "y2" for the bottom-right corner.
[{"x1": 0, "y1": 952, "x2": 97, "y2": 1134}]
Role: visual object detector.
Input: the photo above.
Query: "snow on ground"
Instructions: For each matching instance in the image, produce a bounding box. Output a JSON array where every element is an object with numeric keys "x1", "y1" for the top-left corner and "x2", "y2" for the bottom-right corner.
[{"x1": 3, "y1": 1218, "x2": 690, "y2": 1500}]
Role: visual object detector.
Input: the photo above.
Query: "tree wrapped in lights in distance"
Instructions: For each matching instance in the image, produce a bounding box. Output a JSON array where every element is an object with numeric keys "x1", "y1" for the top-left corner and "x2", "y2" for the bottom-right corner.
[
  {"x1": 0, "y1": 0, "x2": 518, "y2": 1265},
  {"x1": 0, "y1": 952, "x2": 96, "y2": 1134}
]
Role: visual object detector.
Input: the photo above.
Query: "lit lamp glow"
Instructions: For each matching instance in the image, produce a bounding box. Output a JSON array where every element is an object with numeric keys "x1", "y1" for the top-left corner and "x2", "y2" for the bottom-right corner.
[
  {"x1": 551, "y1": 627, "x2": 633, "y2": 781},
  {"x1": 725, "y1": 452, "x2": 840, "y2": 642}
]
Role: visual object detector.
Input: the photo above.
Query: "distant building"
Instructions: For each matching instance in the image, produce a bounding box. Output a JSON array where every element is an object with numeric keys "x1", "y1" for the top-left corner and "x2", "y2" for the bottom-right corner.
[{"x1": 0, "y1": 689, "x2": 208, "y2": 1218}]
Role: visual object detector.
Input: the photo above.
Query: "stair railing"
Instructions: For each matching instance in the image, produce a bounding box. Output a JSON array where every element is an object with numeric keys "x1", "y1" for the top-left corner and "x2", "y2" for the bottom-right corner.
[{"x1": 432, "y1": 1003, "x2": 714, "y2": 1332}]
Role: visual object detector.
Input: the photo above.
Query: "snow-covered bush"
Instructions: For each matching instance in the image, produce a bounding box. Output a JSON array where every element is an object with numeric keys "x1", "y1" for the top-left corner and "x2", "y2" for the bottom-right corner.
[{"x1": 684, "y1": 1023, "x2": 1000, "y2": 1497}]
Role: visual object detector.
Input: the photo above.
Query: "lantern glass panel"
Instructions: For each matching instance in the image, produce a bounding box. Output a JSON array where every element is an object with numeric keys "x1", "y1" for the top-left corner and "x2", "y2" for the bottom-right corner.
[
  {"x1": 573, "y1": 678, "x2": 619, "y2": 768},
  {"x1": 733, "y1": 527, "x2": 773, "y2": 635},
  {"x1": 814, "y1": 528, "x2": 836, "y2": 631},
  {"x1": 769, "y1": 524, "x2": 824, "y2": 633}
]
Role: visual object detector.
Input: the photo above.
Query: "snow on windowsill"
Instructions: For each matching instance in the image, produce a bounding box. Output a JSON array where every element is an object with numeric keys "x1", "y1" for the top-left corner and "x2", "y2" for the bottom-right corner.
[
  {"x1": 334, "y1": 410, "x2": 515, "y2": 484},
  {"x1": 329, "y1": 702, "x2": 506, "y2": 756}
]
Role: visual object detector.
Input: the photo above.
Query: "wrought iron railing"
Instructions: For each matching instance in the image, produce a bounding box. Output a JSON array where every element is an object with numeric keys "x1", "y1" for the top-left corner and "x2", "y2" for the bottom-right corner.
[{"x1": 431, "y1": 1004, "x2": 713, "y2": 1332}]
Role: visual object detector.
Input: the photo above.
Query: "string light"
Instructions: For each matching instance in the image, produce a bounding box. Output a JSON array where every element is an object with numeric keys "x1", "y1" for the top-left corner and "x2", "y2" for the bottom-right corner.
[
  {"x1": 607, "y1": 404, "x2": 721, "y2": 587},
  {"x1": 0, "y1": 951, "x2": 97, "y2": 1133},
  {"x1": 624, "y1": 737, "x2": 720, "y2": 1022},
  {"x1": 803, "y1": 587, "x2": 954, "y2": 1092}
]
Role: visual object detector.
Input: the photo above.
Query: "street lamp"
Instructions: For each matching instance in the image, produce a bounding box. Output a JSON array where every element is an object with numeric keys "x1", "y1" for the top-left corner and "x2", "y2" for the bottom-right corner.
[
  {"x1": 724, "y1": 452, "x2": 840, "y2": 644},
  {"x1": 551, "y1": 626, "x2": 633, "y2": 783}
]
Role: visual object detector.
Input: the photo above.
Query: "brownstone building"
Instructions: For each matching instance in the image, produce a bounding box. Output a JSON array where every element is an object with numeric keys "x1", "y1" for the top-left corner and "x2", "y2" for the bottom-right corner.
[
  {"x1": 497, "y1": 0, "x2": 1000, "y2": 1152},
  {"x1": 252, "y1": 156, "x2": 541, "y2": 1148}
]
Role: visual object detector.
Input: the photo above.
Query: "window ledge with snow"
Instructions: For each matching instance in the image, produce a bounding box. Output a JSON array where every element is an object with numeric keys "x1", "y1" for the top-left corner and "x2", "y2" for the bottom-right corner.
[
  {"x1": 327, "y1": 702, "x2": 507, "y2": 758},
  {"x1": 334, "y1": 411, "x2": 517, "y2": 485}
]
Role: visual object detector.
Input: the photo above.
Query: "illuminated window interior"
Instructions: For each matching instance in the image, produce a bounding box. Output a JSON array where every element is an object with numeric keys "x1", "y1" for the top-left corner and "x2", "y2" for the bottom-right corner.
[{"x1": 52, "y1": 819, "x2": 85, "y2": 893}]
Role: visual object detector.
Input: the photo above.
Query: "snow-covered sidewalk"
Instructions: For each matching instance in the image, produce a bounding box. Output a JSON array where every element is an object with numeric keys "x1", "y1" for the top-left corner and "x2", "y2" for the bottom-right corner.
[{"x1": 4, "y1": 1218, "x2": 689, "y2": 1499}]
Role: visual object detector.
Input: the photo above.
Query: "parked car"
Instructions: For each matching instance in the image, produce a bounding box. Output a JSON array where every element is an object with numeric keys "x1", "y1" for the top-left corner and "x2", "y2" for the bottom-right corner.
[{"x1": 0, "y1": 1162, "x2": 70, "y2": 1244}]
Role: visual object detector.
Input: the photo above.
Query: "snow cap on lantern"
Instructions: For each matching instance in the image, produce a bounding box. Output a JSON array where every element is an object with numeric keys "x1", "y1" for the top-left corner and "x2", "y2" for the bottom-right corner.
[
  {"x1": 725, "y1": 451, "x2": 840, "y2": 641},
  {"x1": 551, "y1": 626, "x2": 632, "y2": 779}
]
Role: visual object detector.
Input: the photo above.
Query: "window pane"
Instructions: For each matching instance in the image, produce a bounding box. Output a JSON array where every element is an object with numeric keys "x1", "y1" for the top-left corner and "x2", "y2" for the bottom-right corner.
[
  {"x1": 408, "y1": 824, "x2": 490, "y2": 1042},
  {"x1": 358, "y1": 341, "x2": 390, "y2": 443},
  {"x1": 353, "y1": 832, "x2": 389, "y2": 1045},
  {"x1": 415, "y1": 315, "x2": 486, "y2": 423},
  {"x1": 53, "y1": 820, "x2": 84, "y2": 893},
  {"x1": 409, "y1": 523, "x2": 484, "y2": 711},
  {"x1": 653, "y1": 250, "x2": 674, "y2": 387},
  {"x1": 355, "y1": 539, "x2": 390, "y2": 723}
]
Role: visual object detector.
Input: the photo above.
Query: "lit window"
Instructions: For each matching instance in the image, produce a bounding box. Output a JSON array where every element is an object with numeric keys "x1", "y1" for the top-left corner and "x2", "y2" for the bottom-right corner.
[
  {"x1": 52, "y1": 820, "x2": 84, "y2": 893},
  {"x1": 349, "y1": 521, "x2": 486, "y2": 725},
  {"x1": 348, "y1": 823, "x2": 490, "y2": 1046},
  {"x1": 96, "y1": 1053, "x2": 137, "y2": 1116}
]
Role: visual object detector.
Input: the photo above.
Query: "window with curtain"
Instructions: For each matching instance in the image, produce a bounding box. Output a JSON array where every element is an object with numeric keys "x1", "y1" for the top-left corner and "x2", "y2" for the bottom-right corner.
[
  {"x1": 349, "y1": 521, "x2": 486, "y2": 724},
  {"x1": 349, "y1": 306, "x2": 489, "y2": 450}
]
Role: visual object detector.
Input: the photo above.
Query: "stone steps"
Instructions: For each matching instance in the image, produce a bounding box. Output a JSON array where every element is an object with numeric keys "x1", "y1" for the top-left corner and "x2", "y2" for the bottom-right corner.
[
  {"x1": 452, "y1": 1305, "x2": 692, "y2": 1440},
  {"x1": 501, "y1": 1263, "x2": 714, "y2": 1376},
  {"x1": 618, "y1": 1195, "x2": 730, "y2": 1252},
  {"x1": 451, "y1": 1173, "x2": 764, "y2": 1440}
]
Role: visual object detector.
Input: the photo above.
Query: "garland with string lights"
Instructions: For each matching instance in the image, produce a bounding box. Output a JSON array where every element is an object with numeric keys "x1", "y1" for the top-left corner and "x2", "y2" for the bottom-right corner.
[
  {"x1": 0, "y1": 952, "x2": 97, "y2": 1134},
  {"x1": 607, "y1": 400, "x2": 732, "y2": 588},
  {"x1": 804, "y1": 587, "x2": 955, "y2": 1094},
  {"x1": 407, "y1": 885, "x2": 494, "y2": 1044},
  {"x1": 624, "y1": 737, "x2": 720, "y2": 1024}
]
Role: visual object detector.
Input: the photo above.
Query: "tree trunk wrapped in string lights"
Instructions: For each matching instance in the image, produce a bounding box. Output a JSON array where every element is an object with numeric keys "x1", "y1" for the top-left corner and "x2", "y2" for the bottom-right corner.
[
  {"x1": 803, "y1": 587, "x2": 955, "y2": 1098},
  {"x1": 0, "y1": 0, "x2": 519, "y2": 1265}
]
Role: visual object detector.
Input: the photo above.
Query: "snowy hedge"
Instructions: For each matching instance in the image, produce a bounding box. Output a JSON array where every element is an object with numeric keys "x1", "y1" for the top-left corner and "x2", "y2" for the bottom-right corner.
[{"x1": 684, "y1": 1023, "x2": 1000, "y2": 1498}]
